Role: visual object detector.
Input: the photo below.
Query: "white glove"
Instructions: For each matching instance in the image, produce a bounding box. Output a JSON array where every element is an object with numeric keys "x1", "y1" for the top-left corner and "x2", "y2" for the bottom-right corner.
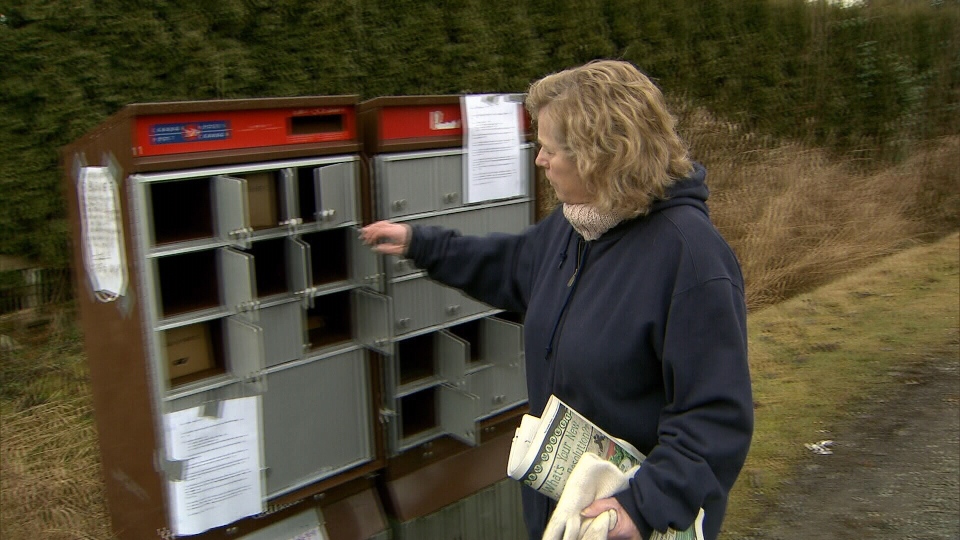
[{"x1": 542, "y1": 453, "x2": 640, "y2": 540}]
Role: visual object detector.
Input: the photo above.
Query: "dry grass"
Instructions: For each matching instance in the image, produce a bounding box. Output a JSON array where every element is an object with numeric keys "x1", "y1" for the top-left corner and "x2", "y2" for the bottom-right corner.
[
  {"x1": 0, "y1": 311, "x2": 114, "y2": 540},
  {"x1": 0, "y1": 396, "x2": 113, "y2": 540},
  {"x1": 678, "y1": 104, "x2": 959, "y2": 310},
  {"x1": 1, "y1": 111, "x2": 957, "y2": 538},
  {"x1": 539, "y1": 104, "x2": 959, "y2": 312}
]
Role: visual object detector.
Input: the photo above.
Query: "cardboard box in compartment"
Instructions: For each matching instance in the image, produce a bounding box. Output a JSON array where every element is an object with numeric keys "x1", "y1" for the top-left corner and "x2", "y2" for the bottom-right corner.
[
  {"x1": 245, "y1": 172, "x2": 279, "y2": 229},
  {"x1": 165, "y1": 323, "x2": 215, "y2": 381}
]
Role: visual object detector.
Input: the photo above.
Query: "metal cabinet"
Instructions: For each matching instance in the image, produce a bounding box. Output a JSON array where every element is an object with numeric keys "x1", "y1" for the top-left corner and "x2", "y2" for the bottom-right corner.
[
  {"x1": 141, "y1": 154, "x2": 389, "y2": 530},
  {"x1": 360, "y1": 96, "x2": 535, "y2": 463},
  {"x1": 143, "y1": 161, "x2": 381, "y2": 524},
  {"x1": 64, "y1": 96, "x2": 396, "y2": 540}
]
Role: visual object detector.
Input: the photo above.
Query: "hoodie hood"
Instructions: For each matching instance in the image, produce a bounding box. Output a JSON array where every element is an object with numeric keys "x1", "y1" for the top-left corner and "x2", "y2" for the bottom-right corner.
[{"x1": 648, "y1": 161, "x2": 709, "y2": 216}]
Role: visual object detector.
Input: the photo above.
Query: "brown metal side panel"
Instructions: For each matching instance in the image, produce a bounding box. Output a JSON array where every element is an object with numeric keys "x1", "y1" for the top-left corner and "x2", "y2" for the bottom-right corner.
[
  {"x1": 323, "y1": 488, "x2": 389, "y2": 540},
  {"x1": 383, "y1": 432, "x2": 513, "y2": 522},
  {"x1": 62, "y1": 116, "x2": 168, "y2": 540}
]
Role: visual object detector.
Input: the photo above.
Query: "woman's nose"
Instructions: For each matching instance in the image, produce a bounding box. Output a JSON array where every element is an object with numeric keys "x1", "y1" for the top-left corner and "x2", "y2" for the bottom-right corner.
[{"x1": 535, "y1": 149, "x2": 547, "y2": 168}]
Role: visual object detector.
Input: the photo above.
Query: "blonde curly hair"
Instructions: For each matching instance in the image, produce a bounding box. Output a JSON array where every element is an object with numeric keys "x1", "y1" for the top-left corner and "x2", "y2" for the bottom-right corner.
[{"x1": 525, "y1": 60, "x2": 693, "y2": 217}]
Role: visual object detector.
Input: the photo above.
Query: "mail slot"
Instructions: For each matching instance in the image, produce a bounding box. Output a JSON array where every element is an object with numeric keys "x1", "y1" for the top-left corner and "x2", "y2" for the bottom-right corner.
[
  {"x1": 164, "y1": 321, "x2": 220, "y2": 384},
  {"x1": 302, "y1": 229, "x2": 348, "y2": 285},
  {"x1": 149, "y1": 177, "x2": 214, "y2": 245},
  {"x1": 155, "y1": 250, "x2": 220, "y2": 318},
  {"x1": 305, "y1": 290, "x2": 353, "y2": 351}
]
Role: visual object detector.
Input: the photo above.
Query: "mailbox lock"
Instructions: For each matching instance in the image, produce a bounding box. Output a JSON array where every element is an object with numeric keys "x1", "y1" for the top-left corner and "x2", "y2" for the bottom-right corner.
[
  {"x1": 392, "y1": 199, "x2": 408, "y2": 211},
  {"x1": 446, "y1": 305, "x2": 461, "y2": 316},
  {"x1": 396, "y1": 318, "x2": 411, "y2": 329},
  {"x1": 442, "y1": 193, "x2": 459, "y2": 204}
]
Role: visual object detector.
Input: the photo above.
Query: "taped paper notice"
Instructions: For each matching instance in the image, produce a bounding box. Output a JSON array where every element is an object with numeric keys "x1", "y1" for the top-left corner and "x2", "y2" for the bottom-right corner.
[
  {"x1": 163, "y1": 396, "x2": 264, "y2": 536},
  {"x1": 290, "y1": 527, "x2": 328, "y2": 540},
  {"x1": 77, "y1": 166, "x2": 127, "y2": 301},
  {"x1": 462, "y1": 94, "x2": 525, "y2": 203}
]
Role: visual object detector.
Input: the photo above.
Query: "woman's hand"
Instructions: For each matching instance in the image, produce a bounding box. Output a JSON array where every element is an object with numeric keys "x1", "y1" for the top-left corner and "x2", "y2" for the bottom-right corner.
[
  {"x1": 359, "y1": 221, "x2": 412, "y2": 256},
  {"x1": 580, "y1": 497, "x2": 643, "y2": 540}
]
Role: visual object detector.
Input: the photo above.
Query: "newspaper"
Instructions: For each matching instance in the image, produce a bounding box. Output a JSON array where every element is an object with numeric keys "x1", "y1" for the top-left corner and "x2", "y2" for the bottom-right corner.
[
  {"x1": 507, "y1": 394, "x2": 645, "y2": 500},
  {"x1": 507, "y1": 394, "x2": 705, "y2": 540}
]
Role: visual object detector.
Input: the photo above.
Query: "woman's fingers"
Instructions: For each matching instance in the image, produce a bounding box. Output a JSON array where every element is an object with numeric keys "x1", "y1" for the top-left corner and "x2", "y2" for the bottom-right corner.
[{"x1": 360, "y1": 221, "x2": 411, "y2": 256}]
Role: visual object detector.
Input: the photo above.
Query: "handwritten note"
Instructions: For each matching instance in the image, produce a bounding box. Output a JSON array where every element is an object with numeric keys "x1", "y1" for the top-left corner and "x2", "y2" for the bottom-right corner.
[
  {"x1": 77, "y1": 166, "x2": 127, "y2": 301},
  {"x1": 163, "y1": 396, "x2": 264, "y2": 536},
  {"x1": 462, "y1": 94, "x2": 525, "y2": 203}
]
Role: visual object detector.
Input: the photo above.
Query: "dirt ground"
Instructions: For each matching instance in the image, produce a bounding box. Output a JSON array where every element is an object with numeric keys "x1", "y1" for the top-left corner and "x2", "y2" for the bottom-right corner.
[{"x1": 738, "y1": 352, "x2": 960, "y2": 540}]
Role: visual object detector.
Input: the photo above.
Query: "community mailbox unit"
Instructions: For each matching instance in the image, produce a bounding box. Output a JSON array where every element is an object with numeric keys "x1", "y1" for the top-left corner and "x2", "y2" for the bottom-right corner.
[
  {"x1": 63, "y1": 95, "x2": 534, "y2": 540},
  {"x1": 358, "y1": 95, "x2": 533, "y2": 537},
  {"x1": 63, "y1": 96, "x2": 390, "y2": 540}
]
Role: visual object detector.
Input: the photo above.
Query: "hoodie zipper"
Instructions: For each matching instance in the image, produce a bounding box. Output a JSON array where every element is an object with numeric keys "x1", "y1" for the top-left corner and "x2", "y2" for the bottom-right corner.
[{"x1": 544, "y1": 236, "x2": 590, "y2": 361}]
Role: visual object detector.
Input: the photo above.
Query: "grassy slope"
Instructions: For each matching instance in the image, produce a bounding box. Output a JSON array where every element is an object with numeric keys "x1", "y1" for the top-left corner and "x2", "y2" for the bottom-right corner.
[{"x1": 722, "y1": 232, "x2": 960, "y2": 537}]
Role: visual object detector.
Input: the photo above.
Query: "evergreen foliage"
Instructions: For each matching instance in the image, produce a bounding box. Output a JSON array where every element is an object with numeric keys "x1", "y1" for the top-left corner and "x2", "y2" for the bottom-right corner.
[{"x1": 0, "y1": 0, "x2": 957, "y2": 266}]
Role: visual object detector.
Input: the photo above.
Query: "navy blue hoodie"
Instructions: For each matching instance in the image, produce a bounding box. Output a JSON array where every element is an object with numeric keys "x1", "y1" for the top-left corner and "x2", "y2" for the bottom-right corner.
[{"x1": 406, "y1": 163, "x2": 753, "y2": 540}]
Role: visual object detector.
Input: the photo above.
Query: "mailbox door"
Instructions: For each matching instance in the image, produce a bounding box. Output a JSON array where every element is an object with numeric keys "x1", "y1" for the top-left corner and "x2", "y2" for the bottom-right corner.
[
  {"x1": 392, "y1": 278, "x2": 441, "y2": 336},
  {"x1": 435, "y1": 152, "x2": 463, "y2": 211},
  {"x1": 349, "y1": 226, "x2": 383, "y2": 293},
  {"x1": 278, "y1": 168, "x2": 299, "y2": 225},
  {"x1": 219, "y1": 247, "x2": 256, "y2": 318},
  {"x1": 353, "y1": 289, "x2": 392, "y2": 355},
  {"x1": 440, "y1": 284, "x2": 490, "y2": 325},
  {"x1": 482, "y1": 317, "x2": 527, "y2": 412},
  {"x1": 214, "y1": 175, "x2": 250, "y2": 245},
  {"x1": 225, "y1": 315, "x2": 265, "y2": 381},
  {"x1": 261, "y1": 349, "x2": 373, "y2": 498},
  {"x1": 485, "y1": 202, "x2": 532, "y2": 235},
  {"x1": 377, "y1": 153, "x2": 438, "y2": 219},
  {"x1": 314, "y1": 161, "x2": 357, "y2": 228},
  {"x1": 260, "y1": 300, "x2": 304, "y2": 369},
  {"x1": 436, "y1": 330, "x2": 469, "y2": 387},
  {"x1": 286, "y1": 237, "x2": 311, "y2": 297},
  {"x1": 439, "y1": 385, "x2": 479, "y2": 446}
]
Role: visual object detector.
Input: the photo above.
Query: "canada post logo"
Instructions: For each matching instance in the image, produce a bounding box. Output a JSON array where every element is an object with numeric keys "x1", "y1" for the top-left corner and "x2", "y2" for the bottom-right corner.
[{"x1": 150, "y1": 121, "x2": 231, "y2": 145}]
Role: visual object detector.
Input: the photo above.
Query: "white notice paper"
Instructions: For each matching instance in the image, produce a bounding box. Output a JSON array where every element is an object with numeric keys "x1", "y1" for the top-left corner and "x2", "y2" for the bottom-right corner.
[
  {"x1": 462, "y1": 94, "x2": 525, "y2": 203},
  {"x1": 77, "y1": 166, "x2": 128, "y2": 301},
  {"x1": 163, "y1": 396, "x2": 265, "y2": 536},
  {"x1": 291, "y1": 527, "x2": 328, "y2": 540}
]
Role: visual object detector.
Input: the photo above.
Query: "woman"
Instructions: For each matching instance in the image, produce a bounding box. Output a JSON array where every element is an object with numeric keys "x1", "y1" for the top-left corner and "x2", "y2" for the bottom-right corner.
[{"x1": 361, "y1": 60, "x2": 753, "y2": 540}]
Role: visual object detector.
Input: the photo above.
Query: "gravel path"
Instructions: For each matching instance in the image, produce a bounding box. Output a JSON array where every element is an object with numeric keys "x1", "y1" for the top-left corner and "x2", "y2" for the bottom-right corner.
[{"x1": 742, "y1": 353, "x2": 959, "y2": 539}]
